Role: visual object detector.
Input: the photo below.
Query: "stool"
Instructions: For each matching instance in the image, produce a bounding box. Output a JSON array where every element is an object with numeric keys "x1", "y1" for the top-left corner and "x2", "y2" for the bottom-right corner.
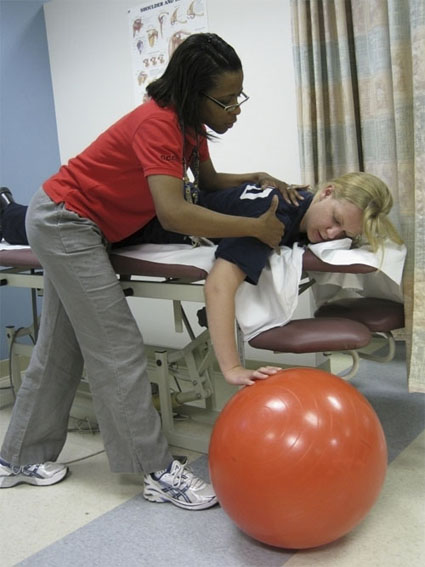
[
  {"x1": 249, "y1": 317, "x2": 372, "y2": 379},
  {"x1": 315, "y1": 297, "x2": 404, "y2": 363}
]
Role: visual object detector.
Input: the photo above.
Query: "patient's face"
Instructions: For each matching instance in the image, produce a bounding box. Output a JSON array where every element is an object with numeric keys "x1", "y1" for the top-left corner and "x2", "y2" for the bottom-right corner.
[{"x1": 300, "y1": 186, "x2": 363, "y2": 244}]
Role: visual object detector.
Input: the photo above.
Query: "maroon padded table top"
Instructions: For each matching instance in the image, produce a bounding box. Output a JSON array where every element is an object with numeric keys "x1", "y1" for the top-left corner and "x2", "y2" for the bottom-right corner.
[
  {"x1": 0, "y1": 247, "x2": 377, "y2": 281},
  {"x1": 0, "y1": 247, "x2": 206, "y2": 281},
  {"x1": 315, "y1": 297, "x2": 405, "y2": 331},
  {"x1": 249, "y1": 317, "x2": 372, "y2": 353}
]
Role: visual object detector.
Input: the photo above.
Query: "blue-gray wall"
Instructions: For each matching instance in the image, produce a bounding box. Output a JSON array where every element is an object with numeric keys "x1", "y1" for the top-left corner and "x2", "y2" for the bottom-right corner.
[{"x1": 0, "y1": 0, "x2": 60, "y2": 358}]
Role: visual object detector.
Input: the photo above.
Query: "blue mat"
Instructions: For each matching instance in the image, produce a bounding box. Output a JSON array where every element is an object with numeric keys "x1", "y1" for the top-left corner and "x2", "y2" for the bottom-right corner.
[{"x1": 16, "y1": 455, "x2": 293, "y2": 567}]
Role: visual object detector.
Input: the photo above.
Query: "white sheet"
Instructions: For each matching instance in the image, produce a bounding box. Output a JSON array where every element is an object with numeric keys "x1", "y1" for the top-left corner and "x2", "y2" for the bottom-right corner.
[
  {"x1": 115, "y1": 243, "x2": 305, "y2": 340},
  {"x1": 1, "y1": 239, "x2": 406, "y2": 341},
  {"x1": 235, "y1": 244, "x2": 305, "y2": 341},
  {"x1": 307, "y1": 239, "x2": 406, "y2": 305},
  {"x1": 0, "y1": 241, "x2": 31, "y2": 251}
]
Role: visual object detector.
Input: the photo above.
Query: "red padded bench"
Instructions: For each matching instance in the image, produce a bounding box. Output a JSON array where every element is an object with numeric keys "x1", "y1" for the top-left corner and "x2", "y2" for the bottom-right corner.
[
  {"x1": 248, "y1": 317, "x2": 372, "y2": 379},
  {"x1": 314, "y1": 297, "x2": 404, "y2": 363}
]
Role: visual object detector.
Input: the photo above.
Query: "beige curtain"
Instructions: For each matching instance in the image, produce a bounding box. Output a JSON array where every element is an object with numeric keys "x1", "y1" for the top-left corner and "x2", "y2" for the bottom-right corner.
[{"x1": 291, "y1": 0, "x2": 424, "y2": 392}]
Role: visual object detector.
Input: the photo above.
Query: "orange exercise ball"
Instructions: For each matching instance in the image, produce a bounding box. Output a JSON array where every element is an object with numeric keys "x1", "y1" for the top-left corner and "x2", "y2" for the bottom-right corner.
[{"x1": 209, "y1": 367, "x2": 387, "y2": 549}]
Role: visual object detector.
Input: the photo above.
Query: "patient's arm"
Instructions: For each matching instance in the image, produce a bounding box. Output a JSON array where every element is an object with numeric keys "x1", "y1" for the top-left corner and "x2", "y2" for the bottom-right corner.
[{"x1": 204, "y1": 258, "x2": 281, "y2": 386}]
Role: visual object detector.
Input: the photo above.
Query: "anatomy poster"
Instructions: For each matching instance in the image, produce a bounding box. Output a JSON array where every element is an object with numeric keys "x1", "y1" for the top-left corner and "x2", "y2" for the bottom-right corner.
[{"x1": 128, "y1": 0, "x2": 208, "y2": 104}]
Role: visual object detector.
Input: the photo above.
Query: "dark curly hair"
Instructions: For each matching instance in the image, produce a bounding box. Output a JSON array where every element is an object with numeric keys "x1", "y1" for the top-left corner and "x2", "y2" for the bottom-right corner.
[{"x1": 146, "y1": 33, "x2": 242, "y2": 137}]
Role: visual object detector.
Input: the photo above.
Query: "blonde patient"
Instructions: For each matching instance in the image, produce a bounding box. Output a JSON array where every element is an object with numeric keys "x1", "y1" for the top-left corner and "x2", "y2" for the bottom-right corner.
[{"x1": 204, "y1": 172, "x2": 404, "y2": 386}]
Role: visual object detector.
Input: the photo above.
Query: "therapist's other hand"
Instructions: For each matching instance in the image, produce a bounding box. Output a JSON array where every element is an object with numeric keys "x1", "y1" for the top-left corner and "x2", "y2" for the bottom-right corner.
[
  {"x1": 258, "y1": 173, "x2": 309, "y2": 206},
  {"x1": 256, "y1": 195, "x2": 285, "y2": 249},
  {"x1": 223, "y1": 365, "x2": 282, "y2": 386}
]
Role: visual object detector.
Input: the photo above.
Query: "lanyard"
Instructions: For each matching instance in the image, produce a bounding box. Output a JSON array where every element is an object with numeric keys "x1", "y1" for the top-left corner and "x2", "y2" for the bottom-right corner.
[{"x1": 182, "y1": 130, "x2": 200, "y2": 204}]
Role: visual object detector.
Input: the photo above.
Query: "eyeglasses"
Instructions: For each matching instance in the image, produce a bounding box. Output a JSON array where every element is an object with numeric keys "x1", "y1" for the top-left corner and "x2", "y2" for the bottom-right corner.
[{"x1": 202, "y1": 91, "x2": 250, "y2": 113}]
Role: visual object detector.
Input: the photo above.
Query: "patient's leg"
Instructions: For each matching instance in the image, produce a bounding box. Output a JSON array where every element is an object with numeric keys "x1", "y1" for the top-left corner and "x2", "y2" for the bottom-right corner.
[{"x1": 2, "y1": 202, "x2": 29, "y2": 245}]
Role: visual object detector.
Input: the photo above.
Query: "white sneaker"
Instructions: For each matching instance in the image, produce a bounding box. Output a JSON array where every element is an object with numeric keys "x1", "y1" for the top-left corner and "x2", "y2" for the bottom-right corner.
[
  {"x1": 143, "y1": 459, "x2": 218, "y2": 510},
  {"x1": 0, "y1": 457, "x2": 68, "y2": 488}
]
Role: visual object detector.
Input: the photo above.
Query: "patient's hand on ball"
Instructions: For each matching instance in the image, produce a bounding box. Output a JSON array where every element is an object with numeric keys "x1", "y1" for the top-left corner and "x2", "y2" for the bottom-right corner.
[{"x1": 224, "y1": 365, "x2": 282, "y2": 386}]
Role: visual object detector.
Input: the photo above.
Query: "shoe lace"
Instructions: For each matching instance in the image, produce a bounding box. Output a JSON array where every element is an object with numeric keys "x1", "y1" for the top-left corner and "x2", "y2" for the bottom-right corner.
[
  {"x1": 21, "y1": 463, "x2": 40, "y2": 475},
  {"x1": 169, "y1": 461, "x2": 206, "y2": 490},
  {"x1": 1, "y1": 459, "x2": 42, "y2": 475}
]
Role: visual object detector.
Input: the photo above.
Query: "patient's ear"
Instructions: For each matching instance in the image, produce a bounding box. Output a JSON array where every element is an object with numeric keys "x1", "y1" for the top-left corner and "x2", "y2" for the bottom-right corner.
[{"x1": 319, "y1": 185, "x2": 334, "y2": 200}]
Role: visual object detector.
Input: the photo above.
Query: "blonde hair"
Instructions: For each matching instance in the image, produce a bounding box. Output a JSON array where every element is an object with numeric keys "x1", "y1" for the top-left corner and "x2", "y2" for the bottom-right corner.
[{"x1": 314, "y1": 172, "x2": 403, "y2": 252}]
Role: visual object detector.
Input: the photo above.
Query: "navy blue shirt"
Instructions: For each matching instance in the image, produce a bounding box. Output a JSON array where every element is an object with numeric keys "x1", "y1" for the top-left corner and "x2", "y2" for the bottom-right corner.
[{"x1": 199, "y1": 184, "x2": 313, "y2": 285}]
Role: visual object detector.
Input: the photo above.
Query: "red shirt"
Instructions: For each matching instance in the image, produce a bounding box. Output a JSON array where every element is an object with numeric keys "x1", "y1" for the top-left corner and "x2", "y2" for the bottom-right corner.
[{"x1": 43, "y1": 100, "x2": 210, "y2": 242}]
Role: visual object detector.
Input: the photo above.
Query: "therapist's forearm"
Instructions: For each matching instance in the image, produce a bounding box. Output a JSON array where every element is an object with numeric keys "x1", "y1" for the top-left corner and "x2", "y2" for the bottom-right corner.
[
  {"x1": 149, "y1": 173, "x2": 284, "y2": 247},
  {"x1": 160, "y1": 200, "x2": 258, "y2": 237}
]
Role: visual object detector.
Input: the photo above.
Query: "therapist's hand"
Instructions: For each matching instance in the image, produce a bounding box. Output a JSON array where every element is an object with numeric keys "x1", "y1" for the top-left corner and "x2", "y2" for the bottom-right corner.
[
  {"x1": 255, "y1": 195, "x2": 285, "y2": 249},
  {"x1": 257, "y1": 172, "x2": 309, "y2": 206}
]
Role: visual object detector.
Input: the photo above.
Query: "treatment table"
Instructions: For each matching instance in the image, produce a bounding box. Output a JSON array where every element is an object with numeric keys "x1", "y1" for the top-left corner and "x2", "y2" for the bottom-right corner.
[{"x1": 0, "y1": 245, "x2": 404, "y2": 452}]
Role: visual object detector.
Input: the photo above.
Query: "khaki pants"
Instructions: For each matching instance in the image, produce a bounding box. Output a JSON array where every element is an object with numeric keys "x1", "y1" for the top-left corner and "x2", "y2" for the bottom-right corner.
[{"x1": 1, "y1": 187, "x2": 171, "y2": 474}]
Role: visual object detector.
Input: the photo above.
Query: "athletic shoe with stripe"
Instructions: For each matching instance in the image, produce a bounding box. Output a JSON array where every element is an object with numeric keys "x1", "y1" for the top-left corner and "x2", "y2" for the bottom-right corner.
[
  {"x1": 143, "y1": 459, "x2": 218, "y2": 510},
  {"x1": 0, "y1": 457, "x2": 68, "y2": 488}
]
